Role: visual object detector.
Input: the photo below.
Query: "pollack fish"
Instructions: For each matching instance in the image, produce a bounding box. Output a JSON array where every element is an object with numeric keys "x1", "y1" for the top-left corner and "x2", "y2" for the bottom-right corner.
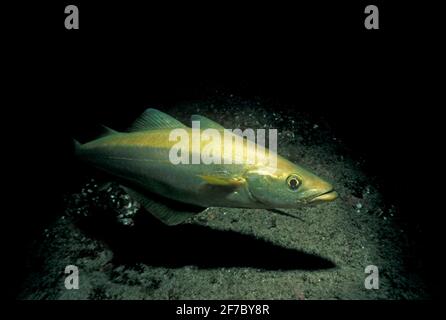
[{"x1": 74, "y1": 109, "x2": 338, "y2": 225}]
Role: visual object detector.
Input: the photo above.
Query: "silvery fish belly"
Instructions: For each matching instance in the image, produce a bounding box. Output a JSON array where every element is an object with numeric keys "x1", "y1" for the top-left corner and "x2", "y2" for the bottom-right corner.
[{"x1": 75, "y1": 108, "x2": 337, "y2": 225}]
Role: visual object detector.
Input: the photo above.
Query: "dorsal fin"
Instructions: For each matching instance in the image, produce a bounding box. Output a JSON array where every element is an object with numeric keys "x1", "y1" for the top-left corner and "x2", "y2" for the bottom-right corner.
[
  {"x1": 128, "y1": 108, "x2": 187, "y2": 132},
  {"x1": 190, "y1": 115, "x2": 247, "y2": 139},
  {"x1": 98, "y1": 125, "x2": 119, "y2": 137},
  {"x1": 191, "y1": 115, "x2": 225, "y2": 130}
]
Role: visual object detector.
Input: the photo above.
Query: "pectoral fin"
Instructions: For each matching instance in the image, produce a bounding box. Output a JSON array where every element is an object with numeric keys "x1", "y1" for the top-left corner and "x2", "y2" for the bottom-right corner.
[
  {"x1": 199, "y1": 175, "x2": 245, "y2": 187},
  {"x1": 122, "y1": 186, "x2": 205, "y2": 226}
]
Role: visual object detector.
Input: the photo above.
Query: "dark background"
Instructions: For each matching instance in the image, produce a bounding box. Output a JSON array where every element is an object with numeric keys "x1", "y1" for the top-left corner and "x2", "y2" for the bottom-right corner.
[{"x1": 8, "y1": 1, "x2": 439, "y2": 299}]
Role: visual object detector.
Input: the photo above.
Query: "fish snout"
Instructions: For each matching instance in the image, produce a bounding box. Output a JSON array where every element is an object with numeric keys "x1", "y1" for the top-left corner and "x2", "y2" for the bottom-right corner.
[{"x1": 305, "y1": 179, "x2": 338, "y2": 203}]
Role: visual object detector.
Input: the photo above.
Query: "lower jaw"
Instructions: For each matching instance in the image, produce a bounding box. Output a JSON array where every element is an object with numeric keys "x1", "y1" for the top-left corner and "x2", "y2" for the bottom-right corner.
[{"x1": 310, "y1": 191, "x2": 338, "y2": 203}]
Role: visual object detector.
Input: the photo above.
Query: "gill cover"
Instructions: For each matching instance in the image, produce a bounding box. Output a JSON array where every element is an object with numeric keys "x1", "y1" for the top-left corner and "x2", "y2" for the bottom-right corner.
[{"x1": 244, "y1": 170, "x2": 299, "y2": 208}]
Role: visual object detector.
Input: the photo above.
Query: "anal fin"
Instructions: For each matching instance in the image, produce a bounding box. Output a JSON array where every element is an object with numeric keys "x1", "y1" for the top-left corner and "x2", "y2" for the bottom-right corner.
[{"x1": 122, "y1": 186, "x2": 205, "y2": 226}]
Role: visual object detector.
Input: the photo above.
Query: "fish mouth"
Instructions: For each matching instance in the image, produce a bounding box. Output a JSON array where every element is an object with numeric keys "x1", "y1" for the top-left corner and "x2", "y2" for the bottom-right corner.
[{"x1": 309, "y1": 190, "x2": 338, "y2": 203}]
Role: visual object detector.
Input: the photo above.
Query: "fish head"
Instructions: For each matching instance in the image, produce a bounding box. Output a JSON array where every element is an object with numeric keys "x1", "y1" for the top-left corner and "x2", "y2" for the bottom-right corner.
[{"x1": 244, "y1": 160, "x2": 338, "y2": 208}]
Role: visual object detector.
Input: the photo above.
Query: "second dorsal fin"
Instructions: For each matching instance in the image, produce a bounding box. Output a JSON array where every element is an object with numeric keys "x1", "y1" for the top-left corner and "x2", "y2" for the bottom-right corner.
[
  {"x1": 128, "y1": 108, "x2": 187, "y2": 132},
  {"x1": 191, "y1": 115, "x2": 225, "y2": 130}
]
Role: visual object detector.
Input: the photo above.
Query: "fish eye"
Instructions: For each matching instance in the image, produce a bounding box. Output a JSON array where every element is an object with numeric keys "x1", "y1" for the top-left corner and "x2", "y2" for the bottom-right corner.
[{"x1": 286, "y1": 175, "x2": 301, "y2": 191}]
